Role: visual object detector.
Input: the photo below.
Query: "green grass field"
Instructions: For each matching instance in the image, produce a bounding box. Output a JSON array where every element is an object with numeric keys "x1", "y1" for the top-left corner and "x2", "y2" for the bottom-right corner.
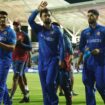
[{"x1": 6, "y1": 73, "x2": 104, "y2": 105}]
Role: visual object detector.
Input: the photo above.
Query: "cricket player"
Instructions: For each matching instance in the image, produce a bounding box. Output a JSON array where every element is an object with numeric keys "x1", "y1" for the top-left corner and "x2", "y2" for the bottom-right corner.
[
  {"x1": 0, "y1": 11, "x2": 16, "y2": 105},
  {"x1": 28, "y1": 1, "x2": 64, "y2": 105},
  {"x1": 77, "y1": 9, "x2": 105, "y2": 105}
]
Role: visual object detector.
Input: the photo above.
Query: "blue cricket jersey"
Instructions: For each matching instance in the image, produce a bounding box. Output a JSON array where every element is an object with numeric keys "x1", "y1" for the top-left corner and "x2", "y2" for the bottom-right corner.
[
  {"x1": 0, "y1": 26, "x2": 16, "y2": 61},
  {"x1": 28, "y1": 10, "x2": 64, "y2": 63},
  {"x1": 79, "y1": 24, "x2": 105, "y2": 65}
]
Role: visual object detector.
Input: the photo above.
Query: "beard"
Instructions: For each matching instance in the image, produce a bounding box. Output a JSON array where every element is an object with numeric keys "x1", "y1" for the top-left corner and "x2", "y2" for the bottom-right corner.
[
  {"x1": 0, "y1": 19, "x2": 6, "y2": 26},
  {"x1": 88, "y1": 19, "x2": 96, "y2": 25},
  {"x1": 44, "y1": 19, "x2": 51, "y2": 25},
  {"x1": 0, "y1": 22, "x2": 6, "y2": 27},
  {"x1": 15, "y1": 28, "x2": 20, "y2": 32}
]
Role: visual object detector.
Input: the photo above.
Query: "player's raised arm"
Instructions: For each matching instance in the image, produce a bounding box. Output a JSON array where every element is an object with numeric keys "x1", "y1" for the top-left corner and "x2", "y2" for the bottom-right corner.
[{"x1": 28, "y1": 1, "x2": 47, "y2": 33}]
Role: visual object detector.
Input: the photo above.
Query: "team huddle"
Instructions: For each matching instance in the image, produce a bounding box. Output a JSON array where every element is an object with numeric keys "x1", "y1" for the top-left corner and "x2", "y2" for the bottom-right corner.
[{"x1": 0, "y1": 1, "x2": 105, "y2": 105}]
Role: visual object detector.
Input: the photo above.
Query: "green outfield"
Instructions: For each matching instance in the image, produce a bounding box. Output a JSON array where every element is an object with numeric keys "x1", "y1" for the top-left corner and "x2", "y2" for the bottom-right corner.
[{"x1": 6, "y1": 73, "x2": 104, "y2": 105}]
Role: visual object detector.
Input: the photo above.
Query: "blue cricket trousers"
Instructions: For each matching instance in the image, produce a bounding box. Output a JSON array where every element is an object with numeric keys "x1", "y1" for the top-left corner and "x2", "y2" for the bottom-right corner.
[
  {"x1": 39, "y1": 57, "x2": 59, "y2": 105},
  {"x1": 0, "y1": 60, "x2": 11, "y2": 105},
  {"x1": 83, "y1": 60, "x2": 105, "y2": 105}
]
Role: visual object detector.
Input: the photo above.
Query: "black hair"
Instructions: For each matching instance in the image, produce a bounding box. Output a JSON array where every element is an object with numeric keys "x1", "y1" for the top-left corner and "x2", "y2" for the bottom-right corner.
[
  {"x1": 40, "y1": 8, "x2": 51, "y2": 17},
  {"x1": 88, "y1": 9, "x2": 99, "y2": 16},
  {"x1": 13, "y1": 21, "x2": 21, "y2": 26},
  {"x1": 0, "y1": 11, "x2": 8, "y2": 16}
]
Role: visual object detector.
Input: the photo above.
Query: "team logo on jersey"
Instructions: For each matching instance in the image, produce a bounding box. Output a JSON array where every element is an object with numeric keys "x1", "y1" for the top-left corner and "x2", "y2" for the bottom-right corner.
[
  {"x1": 41, "y1": 34, "x2": 54, "y2": 41},
  {"x1": 0, "y1": 36, "x2": 6, "y2": 41},
  {"x1": 96, "y1": 31, "x2": 101, "y2": 36},
  {"x1": 3, "y1": 31, "x2": 7, "y2": 35}
]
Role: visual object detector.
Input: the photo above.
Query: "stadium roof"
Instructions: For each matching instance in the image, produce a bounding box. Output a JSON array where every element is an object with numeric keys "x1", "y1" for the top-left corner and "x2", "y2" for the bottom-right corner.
[{"x1": 0, "y1": 0, "x2": 105, "y2": 32}]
